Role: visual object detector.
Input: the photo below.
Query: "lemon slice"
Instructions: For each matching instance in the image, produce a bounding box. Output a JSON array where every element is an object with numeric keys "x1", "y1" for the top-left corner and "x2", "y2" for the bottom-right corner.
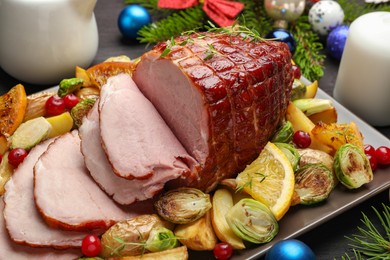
[{"x1": 236, "y1": 142, "x2": 295, "y2": 221}]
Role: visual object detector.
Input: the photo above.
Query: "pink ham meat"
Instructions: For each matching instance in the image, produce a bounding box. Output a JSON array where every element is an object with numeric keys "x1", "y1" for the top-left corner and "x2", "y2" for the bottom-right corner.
[
  {"x1": 80, "y1": 102, "x2": 188, "y2": 204},
  {"x1": 98, "y1": 73, "x2": 198, "y2": 180},
  {"x1": 33, "y1": 130, "x2": 153, "y2": 231},
  {"x1": 0, "y1": 200, "x2": 80, "y2": 259},
  {"x1": 3, "y1": 139, "x2": 88, "y2": 249},
  {"x1": 133, "y1": 32, "x2": 293, "y2": 192}
]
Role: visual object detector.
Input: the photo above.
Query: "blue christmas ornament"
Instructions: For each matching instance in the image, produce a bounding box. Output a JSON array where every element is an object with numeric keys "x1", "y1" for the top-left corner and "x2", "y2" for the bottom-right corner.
[
  {"x1": 327, "y1": 25, "x2": 349, "y2": 61},
  {"x1": 266, "y1": 29, "x2": 297, "y2": 54},
  {"x1": 118, "y1": 5, "x2": 151, "y2": 40},
  {"x1": 265, "y1": 239, "x2": 316, "y2": 260}
]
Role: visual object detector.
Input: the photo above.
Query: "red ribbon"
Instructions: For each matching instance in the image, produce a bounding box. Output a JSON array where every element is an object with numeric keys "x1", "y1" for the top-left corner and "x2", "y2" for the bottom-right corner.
[{"x1": 158, "y1": 0, "x2": 244, "y2": 27}]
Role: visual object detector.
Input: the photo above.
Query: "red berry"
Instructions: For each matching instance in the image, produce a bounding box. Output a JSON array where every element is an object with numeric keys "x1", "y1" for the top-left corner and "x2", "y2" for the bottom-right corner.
[
  {"x1": 63, "y1": 94, "x2": 80, "y2": 110},
  {"x1": 8, "y1": 148, "x2": 28, "y2": 167},
  {"x1": 213, "y1": 243, "x2": 233, "y2": 260},
  {"x1": 364, "y1": 144, "x2": 376, "y2": 158},
  {"x1": 292, "y1": 130, "x2": 311, "y2": 148},
  {"x1": 366, "y1": 154, "x2": 378, "y2": 171},
  {"x1": 292, "y1": 65, "x2": 301, "y2": 79},
  {"x1": 375, "y1": 146, "x2": 390, "y2": 165},
  {"x1": 81, "y1": 234, "x2": 101, "y2": 257},
  {"x1": 0, "y1": 154, "x2": 2, "y2": 164},
  {"x1": 45, "y1": 96, "x2": 66, "y2": 116}
]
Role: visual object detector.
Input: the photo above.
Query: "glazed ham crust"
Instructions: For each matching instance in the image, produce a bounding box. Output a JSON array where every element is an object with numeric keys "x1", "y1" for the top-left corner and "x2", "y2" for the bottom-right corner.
[{"x1": 133, "y1": 32, "x2": 293, "y2": 191}]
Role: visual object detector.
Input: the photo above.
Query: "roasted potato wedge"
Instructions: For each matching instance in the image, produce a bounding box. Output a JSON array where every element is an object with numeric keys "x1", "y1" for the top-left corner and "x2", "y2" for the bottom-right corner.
[
  {"x1": 309, "y1": 107, "x2": 338, "y2": 124},
  {"x1": 304, "y1": 80, "x2": 318, "y2": 99},
  {"x1": 108, "y1": 246, "x2": 188, "y2": 260}
]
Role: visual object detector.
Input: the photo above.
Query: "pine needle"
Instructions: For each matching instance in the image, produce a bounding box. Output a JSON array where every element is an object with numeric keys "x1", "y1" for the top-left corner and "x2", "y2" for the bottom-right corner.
[{"x1": 237, "y1": 0, "x2": 273, "y2": 35}]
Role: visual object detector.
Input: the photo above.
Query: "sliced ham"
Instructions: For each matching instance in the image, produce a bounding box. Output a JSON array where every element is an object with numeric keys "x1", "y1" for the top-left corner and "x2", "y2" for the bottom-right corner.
[
  {"x1": 133, "y1": 33, "x2": 293, "y2": 191},
  {"x1": 3, "y1": 139, "x2": 88, "y2": 249},
  {"x1": 33, "y1": 131, "x2": 152, "y2": 231},
  {"x1": 98, "y1": 73, "x2": 198, "y2": 180},
  {"x1": 0, "y1": 200, "x2": 81, "y2": 260},
  {"x1": 80, "y1": 102, "x2": 185, "y2": 204}
]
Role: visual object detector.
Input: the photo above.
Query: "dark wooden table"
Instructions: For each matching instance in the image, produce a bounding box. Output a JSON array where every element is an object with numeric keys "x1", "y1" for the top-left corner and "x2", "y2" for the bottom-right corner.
[{"x1": 0, "y1": 1, "x2": 389, "y2": 259}]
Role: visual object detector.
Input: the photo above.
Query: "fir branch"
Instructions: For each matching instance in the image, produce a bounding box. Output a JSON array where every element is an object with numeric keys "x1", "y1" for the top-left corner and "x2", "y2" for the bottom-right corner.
[
  {"x1": 340, "y1": 203, "x2": 390, "y2": 259},
  {"x1": 123, "y1": 0, "x2": 158, "y2": 10},
  {"x1": 137, "y1": 6, "x2": 206, "y2": 44},
  {"x1": 237, "y1": 0, "x2": 273, "y2": 35},
  {"x1": 338, "y1": 0, "x2": 390, "y2": 25},
  {"x1": 291, "y1": 15, "x2": 325, "y2": 82}
]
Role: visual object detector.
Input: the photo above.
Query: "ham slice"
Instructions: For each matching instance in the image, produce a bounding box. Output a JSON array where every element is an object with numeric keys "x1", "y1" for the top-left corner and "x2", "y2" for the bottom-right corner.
[
  {"x1": 3, "y1": 139, "x2": 88, "y2": 249},
  {"x1": 98, "y1": 73, "x2": 198, "y2": 180},
  {"x1": 33, "y1": 131, "x2": 152, "y2": 231},
  {"x1": 0, "y1": 200, "x2": 80, "y2": 259},
  {"x1": 79, "y1": 102, "x2": 187, "y2": 205}
]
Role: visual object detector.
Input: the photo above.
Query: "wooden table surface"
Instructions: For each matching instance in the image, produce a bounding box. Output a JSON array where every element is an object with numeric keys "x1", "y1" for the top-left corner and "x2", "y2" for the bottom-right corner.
[{"x1": 0, "y1": 0, "x2": 389, "y2": 259}]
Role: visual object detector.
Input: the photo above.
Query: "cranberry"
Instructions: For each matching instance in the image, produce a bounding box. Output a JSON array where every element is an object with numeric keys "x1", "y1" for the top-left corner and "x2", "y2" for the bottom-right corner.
[
  {"x1": 366, "y1": 154, "x2": 378, "y2": 172},
  {"x1": 81, "y1": 234, "x2": 101, "y2": 257},
  {"x1": 375, "y1": 146, "x2": 390, "y2": 166},
  {"x1": 213, "y1": 243, "x2": 233, "y2": 260},
  {"x1": 63, "y1": 94, "x2": 80, "y2": 110},
  {"x1": 292, "y1": 65, "x2": 301, "y2": 79},
  {"x1": 364, "y1": 144, "x2": 376, "y2": 158},
  {"x1": 292, "y1": 130, "x2": 311, "y2": 148},
  {"x1": 0, "y1": 154, "x2": 2, "y2": 164},
  {"x1": 45, "y1": 95, "x2": 66, "y2": 116},
  {"x1": 8, "y1": 148, "x2": 28, "y2": 167}
]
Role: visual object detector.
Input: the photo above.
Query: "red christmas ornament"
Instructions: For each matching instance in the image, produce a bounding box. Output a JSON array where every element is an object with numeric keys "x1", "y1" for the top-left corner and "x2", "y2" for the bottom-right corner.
[{"x1": 158, "y1": 0, "x2": 244, "y2": 27}]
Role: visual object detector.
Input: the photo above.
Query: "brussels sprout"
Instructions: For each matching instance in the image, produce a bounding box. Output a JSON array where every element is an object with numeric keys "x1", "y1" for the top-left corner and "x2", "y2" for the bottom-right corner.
[
  {"x1": 291, "y1": 163, "x2": 335, "y2": 206},
  {"x1": 58, "y1": 78, "x2": 84, "y2": 97},
  {"x1": 297, "y1": 148, "x2": 334, "y2": 171},
  {"x1": 225, "y1": 198, "x2": 278, "y2": 244},
  {"x1": 145, "y1": 227, "x2": 178, "y2": 252},
  {"x1": 154, "y1": 187, "x2": 212, "y2": 224},
  {"x1": 70, "y1": 98, "x2": 96, "y2": 128},
  {"x1": 271, "y1": 121, "x2": 294, "y2": 143},
  {"x1": 334, "y1": 144, "x2": 373, "y2": 189},
  {"x1": 291, "y1": 79, "x2": 306, "y2": 101},
  {"x1": 293, "y1": 98, "x2": 333, "y2": 116},
  {"x1": 274, "y1": 142, "x2": 300, "y2": 172}
]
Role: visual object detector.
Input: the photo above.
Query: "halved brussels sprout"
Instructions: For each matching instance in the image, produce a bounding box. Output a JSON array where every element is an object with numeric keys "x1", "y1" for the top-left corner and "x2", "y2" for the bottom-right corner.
[
  {"x1": 271, "y1": 121, "x2": 294, "y2": 143},
  {"x1": 58, "y1": 78, "x2": 84, "y2": 97},
  {"x1": 291, "y1": 79, "x2": 307, "y2": 101},
  {"x1": 70, "y1": 98, "x2": 96, "y2": 128},
  {"x1": 334, "y1": 143, "x2": 373, "y2": 189},
  {"x1": 225, "y1": 198, "x2": 278, "y2": 244},
  {"x1": 291, "y1": 163, "x2": 335, "y2": 206},
  {"x1": 274, "y1": 142, "x2": 300, "y2": 172},
  {"x1": 145, "y1": 227, "x2": 178, "y2": 252},
  {"x1": 154, "y1": 187, "x2": 212, "y2": 224}
]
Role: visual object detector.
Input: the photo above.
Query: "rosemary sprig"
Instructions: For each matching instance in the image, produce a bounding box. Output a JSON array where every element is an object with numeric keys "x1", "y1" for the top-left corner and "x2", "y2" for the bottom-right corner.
[
  {"x1": 236, "y1": 172, "x2": 267, "y2": 193},
  {"x1": 340, "y1": 203, "x2": 390, "y2": 260}
]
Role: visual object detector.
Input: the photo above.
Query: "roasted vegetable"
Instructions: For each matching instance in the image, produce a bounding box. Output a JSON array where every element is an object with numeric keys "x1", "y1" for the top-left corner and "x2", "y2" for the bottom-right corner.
[
  {"x1": 23, "y1": 91, "x2": 56, "y2": 122},
  {"x1": 46, "y1": 112, "x2": 74, "y2": 138},
  {"x1": 86, "y1": 61, "x2": 136, "y2": 88},
  {"x1": 291, "y1": 79, "x2": 307, "y2": 101},
  {"x1": 0, "y1": 84, "x2": 27, "y2": 136},
  {"x1": 293, "y1": 98, "x2": 333, "y2": 117},
  {"x1": 70, "y1": 98, "x2": 96, "y2": 128},
  {"x1": 0, "y1": 152, "x2": 13, "y2": 195},
  {"x1": 75, "y1": 87, "x2": 100, "y2": 101},
  {"x1": 291, "y1": 163, "x2": 335, "y2": 206},
  {"x1": 271, "y1": 121, "x2": 294, "y2": 143},
  {"x1": 308, "y1": 107, "x2": 338, "y2": 124},
  {"x1": 211, "y1": 189, "x2": 245, "y2": 249},
  {"x1": 100, "y1": 214, "x2": 173, "y2": 258},
  {"x1": 174, "y1": 210, "x2": 217, "y2": 251},
  {"x1": 334, "y1": 144, "x2": 373, "y2": 189},
  {"x1": 144, "y1": 227, "x2": 178, "y2": 253},
  {"x1": 274, "y1": 142, "x2": 300, "y2": 172},
  {"x1": 155, "y1": 187, "x2": 212, "y2": 224},
  {"x1": 0, "y1": 134, "x2": 9, "y2": 155},
  {"x1": 297, "y1": 148, "x2": 334, "y2": 171},
  {"x1": 304, "y1": 80, "x2": 318, "y2": 99},
  {"x1": 109, "y1": 246, "x2": 188, "y2": 260},
  {"x1": 10, "y1": 117, "x2": 51, "y2": 150},
  {"x1": 226, "y1": 198, "x2": 278, "y2": 244},
  {"x1": 58, "y1": 78, "x2": 84, "y2": 97}
]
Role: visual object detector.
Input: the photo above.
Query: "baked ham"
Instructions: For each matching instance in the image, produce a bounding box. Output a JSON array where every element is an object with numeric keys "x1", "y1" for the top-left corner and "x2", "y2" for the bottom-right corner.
[
  {"x1": 3, "y1": 139, "x2": 87, "y2": 249},
  {"x1": 33, "y1": 131, "x2": 153, "y2": 231},
  {"x1": 98, "y1": 73, "x2": 198, "y2": 180},
  {"x1": 80, "y1": 101, "x2": 191, "y2": 205},
  {"x1": 133, "y1": 32, "x2": 293, "y2": 191}
]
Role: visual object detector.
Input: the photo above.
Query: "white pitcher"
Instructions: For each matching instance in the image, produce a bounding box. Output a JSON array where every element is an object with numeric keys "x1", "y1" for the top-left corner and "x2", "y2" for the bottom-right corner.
[{"x1": 0, "y1": 0, "x2": 98, "y2": 85}]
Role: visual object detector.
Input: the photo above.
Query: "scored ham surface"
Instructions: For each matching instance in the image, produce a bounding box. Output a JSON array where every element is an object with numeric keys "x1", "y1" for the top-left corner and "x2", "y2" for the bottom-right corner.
[
  {"x1": 80, "y1": 101, "x2": 190, "y2": 205},
  {"x1": 33, "y1": 131, "x2": 153, "y2": 231},
  {"x1": 98, "y1": 73, "x2": 198, "y2": 180},
  {"x1": 3, "y1": 139, "x2": 88, "y2": 250},
  {"x1": 133, "y1": 32, "x2": 293, "y2": 191}
]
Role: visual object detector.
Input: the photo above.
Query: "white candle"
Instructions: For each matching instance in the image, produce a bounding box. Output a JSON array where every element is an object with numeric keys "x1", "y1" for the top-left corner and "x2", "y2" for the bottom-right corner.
[{"x1": 333, "y1": 12, "x2": 390, "y2": 126}]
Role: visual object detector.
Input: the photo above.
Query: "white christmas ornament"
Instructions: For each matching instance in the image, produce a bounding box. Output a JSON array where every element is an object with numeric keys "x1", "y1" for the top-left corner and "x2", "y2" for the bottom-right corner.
[{"x1": 308, "y1": 0, "x2": 344, "y2": 36}]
